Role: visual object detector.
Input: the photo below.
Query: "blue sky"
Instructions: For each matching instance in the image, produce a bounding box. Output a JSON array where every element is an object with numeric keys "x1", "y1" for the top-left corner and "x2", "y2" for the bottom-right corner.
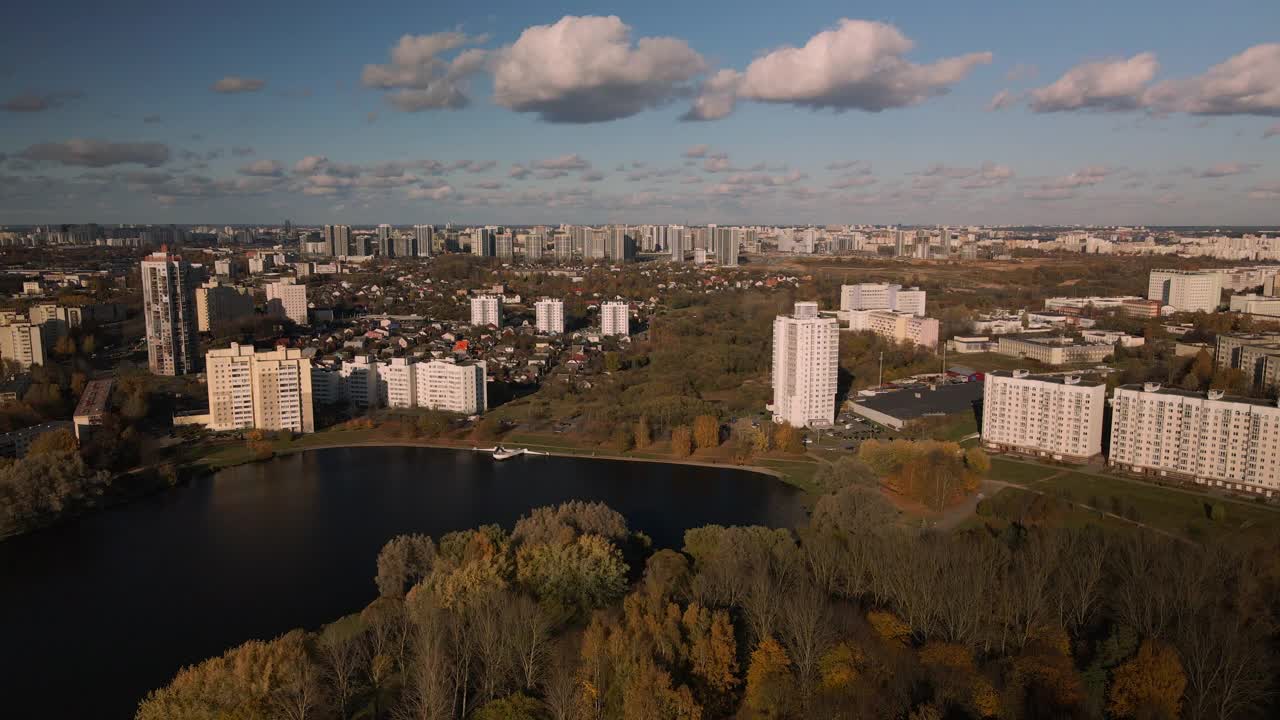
[{"x1": 2, "y1": 0, "x2": 1278, "y2": 226}]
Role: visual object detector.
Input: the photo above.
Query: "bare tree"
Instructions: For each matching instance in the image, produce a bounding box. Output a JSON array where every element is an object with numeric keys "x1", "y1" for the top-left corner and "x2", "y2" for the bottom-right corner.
[
  {"x1": 778, "y1": 581, "x2": 835, "y2": 709},
  {"x1": 317, "y1": 620, "x2": 366, "y2": 720},
  {"x1": 506, "y1": 592, "x2": 554, "y2": 691},
  {"x1": 1053, "y1": 527, "x2": 1109, "y2": 637}
]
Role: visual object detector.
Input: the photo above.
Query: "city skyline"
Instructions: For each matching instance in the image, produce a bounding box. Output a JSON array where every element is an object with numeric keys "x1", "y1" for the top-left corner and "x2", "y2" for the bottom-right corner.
[{"x1": 2, "y1": 0, "x2": 1279, "y2": 225}]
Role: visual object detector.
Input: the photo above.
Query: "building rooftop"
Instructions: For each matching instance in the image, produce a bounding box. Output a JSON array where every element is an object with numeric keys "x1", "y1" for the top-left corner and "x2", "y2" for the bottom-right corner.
[
  {"x1": 999, "y1": 334, "x2": 1111, "y2": 348},
  {"x1": 73, "y1": 378, "x2": 113, "y2": 420},
  {"x1": 1116, "y1": 383, "x2": 1280, "y2": 408},
  {"x1": 852, "y1": 381, "x2": 984, "y2": 421},
  {"x1": 988, "y1": 370, "x2": 1106, "y2": 387}
]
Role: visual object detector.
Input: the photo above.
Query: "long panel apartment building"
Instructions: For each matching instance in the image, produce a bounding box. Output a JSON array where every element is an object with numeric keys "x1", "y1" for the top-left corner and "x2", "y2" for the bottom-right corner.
[
  {"x1": 1109, "y1": 384, "x2": 1280, "y2": 497},
  {"x1": 319, "y1": 357, "x2": 488, "y2": 415},
  {"x1": 846, "y1": 310, "x2": 939, "y2": 349},
  {"x1": 840, "y1": 283, "x2": 927, "y2": 316},
  {"x1": 981, "y1": 370, "x2": 1106, "y2": 463},
  {"x1": 535, "y1": 298, "x2": 565, "y2": 334}
]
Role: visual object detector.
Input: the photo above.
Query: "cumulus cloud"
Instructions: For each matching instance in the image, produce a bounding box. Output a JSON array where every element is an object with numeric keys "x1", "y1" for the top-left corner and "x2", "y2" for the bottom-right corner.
[
  {"x1": 408, "y1": 185, "x2": 455, "y2": 200},
  {"x1": 212, "y1": 76, "x2": 267, "y2": 93},
  {"x1": 509, "y1": 164, "x2": 531, "y2": 179},
  {"x1": 1193, "y1": 162, "x2": 1258, "y2": 178},
  {"x1": 681, "y1": 69, "x2": 741, "y2": 121},
  {"x1": 1248, "y1": 182, "x2": 1280, "y2": 200},
  {"x1": 491, "y1": 15, "x2": 707, "y2": 123},
  {"x1": 580, "y1": 171, "x2": 606, "y2": 182},
  {"x1": 959, "y1": 162, "x2": 1015, "y2": 188},
  {"x1": 472, "y1": 180, "x2": 504, "y2": 190},
  {"x1": 1050, "y1": 165, "x2": 1112, "y2": 188},
  {"x1": 1029, "y1": 53, "x2": 1158, "y2": 112},
  {"x1": 986, "y1": 89, "x2": 1014, "y2": 111},
  {"x1": 825, "y1": 159, "x2": 870, "y2": 173},
  {"x1": 1145, "y1": 44, "x2": 1280, "y2": 116},
  {"x1": 686, "y1": 19, "x2": 991, "y2": 120},
  {"x1": 292, "y1": 155, "x2": 361, "y2": 177},
  {"x1": 682, "y1": 145, "x2": 711, "y2": 158},
  {"x1": 829, "y1": 175, "x2": 878, "y2": 189},
  {"x1": 2, "y1": 91, "x2": 81, "y2": 112},
  {"x1": 534, "y1": 154, "x2": 591, "y2": 171},
  {"x1": 20, "y1": 138, "x2": 170, "y2": 168},
  {"x1": 363, "y1": 32, "x2": 489, "y2": 111},
  {"x1": 238, "y1": 159, "x2": 283, "y2": 177}
]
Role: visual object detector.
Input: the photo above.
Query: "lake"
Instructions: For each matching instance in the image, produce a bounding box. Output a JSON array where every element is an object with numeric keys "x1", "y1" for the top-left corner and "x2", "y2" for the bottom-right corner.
[{"x1": 0, "y1": 446, "x2": 806, "y2": 718}]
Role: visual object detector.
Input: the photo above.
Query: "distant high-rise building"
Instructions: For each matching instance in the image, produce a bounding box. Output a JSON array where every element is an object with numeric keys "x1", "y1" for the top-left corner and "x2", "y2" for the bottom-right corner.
[
  {"x1": 470, "y1": 295, "x2": 502, "y2": 328},
  {"x1": 206, "y1": 343, "x2": 315, "y2": 434},
  {"x1": 414, "y1": 225, "x2": 434, "y2": 257},
  {"x1": 495, "y1": 233, "x2": 514, "y2": 262},
  {"x1": 141, "y1": 250, "x2": 199, "y2": 375},
  {"x1": 377, "y1": 224, "x2": 393, "y2": 256},
  {"x1": 713, "y1": 226, "x2": 739, "y2": 266},
  {"x1": 266, "y1": 278, "x2": 308, "y2": 325},
  {"x1": 600, "y1": 299, "x2": 629, "y2": 337},
  {"x1": 587, "y1": 229, "x2": 607, "y2": 260},
  {"x1": 1148, "y1": 269, "x2": 1223, "y2": 312},
  {"x1": 771, "y1": 302, "x2": 838, "y2": 428},
  {"x1": 669, "y1": 228, "x2": 686, "y2": 261},
  {"x1": 525, "y1": 232, "x2": 544, "y2": 260},
  {"x1": 535, "y1": 298, "x2": 565, "y2": 334},
  {"x1": 606, "y1": 225, "x2": 634, "y2": 262},
  {"x1": 195, "y1": 280, "x2": 254, "y2": 333},
  {"x1": 553, "y1": 235, "x2": 574, "y2": 262},
  {"x1": 323, "y1": 225, "x2": 352, "y2": 256},
  {"x1": 472, "y1": 227, "x2": 496, "y2": 257}
]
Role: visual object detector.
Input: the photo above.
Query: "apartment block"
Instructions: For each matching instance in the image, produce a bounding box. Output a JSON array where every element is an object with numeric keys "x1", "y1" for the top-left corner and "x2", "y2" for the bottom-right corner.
[
  {"x1": 0, "y1": 323, "x2": 50, "y2": 369},
  {"x1": 195, "y1": 281, "x2": 255, "y2": 333},
  {"x1": 378, "y1": 357, "x2": 417, "y2": 409},
  {"x1": 141, "y1": 251, "x2": 199, "y2": 376},
  {"x1": 1148, "y1": 269, "x2": 1223, "y2": 313},
  {"x1": 771, "y1": 302, "x2": 840, "y2": 428},
  {"x1": 205, "y1": 343, "x2": 315, "y2": 433},
  {"x1": 847, "y1": 310, "x2": 940, "y2": 349},
  {"x1": 1214, "y1": 333, "x2": 1280, "y2": 371},
  {"x1": 535, "y1": 298, "x2": 565, "y2": 335},
  {"x1": 982, "y1": 370, "x2": 1106, "y2": 462},
  {"x1": 840, "y1": 283, "x2": 927, "y2": 316},
  {"x1": 470, "y1": 295, "x2": 502, "y2": 328},
  {"x1": 266, "y1": 278, "x2": 308, "y2": 325},
  {"x1": 601, "y1": 299, "x2": 629, "y2": 337},
  {"x1": 417, "y1": 360, "x2": 487, "y2": 415},
  {"x1": 1110, "y1": 384, "x2": 1280, "y2": 496}
]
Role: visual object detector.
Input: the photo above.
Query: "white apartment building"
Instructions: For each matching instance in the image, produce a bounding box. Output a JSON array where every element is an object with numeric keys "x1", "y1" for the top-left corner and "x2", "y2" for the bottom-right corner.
[
  {"x1": 205, "y1": 343, "x2": 315, "y2": 433},
  {"x1": 0, "y1": 323, "x2": 50, "y2": 369},
  {"x1": 846, "y1": 310, "x2": 940, "y2": 349},
  {"x1": 771, "y1": 302, "x2": 839, "y2": 428},
  {"x1": 141, "y1": 251, "x2": 200, "y2": 376},
  {"x1": 840, "y1": 283, "x2": 927, "y2": 316},
  {"x1": 1148, "y1": 269, "x2": 1223, "y2": 313},
  {"x1": 340, "y1": 356, "x2": 380, "y2": 408},
  {"x1": 1110, "y1": 384, "x2": 1280, "y2": 496},
  {"x1": 535, "y1": 298, "x2": 565, "y2": 334},
  {"x1": 600, "y1": 299, "x2": 629, "y2": 337},
  {"x1": 414, "y1": 224, "x2": 434, "y2": 257},
  {"x1": 982, "y1": 370, "x2": 1105, "y2": 462},
  {"x1": 470, "y1": 295, "x2": 502, "y2": 328},
  {"x1": 417, "y1": 360, "x2": 487, "y2": 415},
  {"x1": 378, "y1": 357, "x2": 417, "y2": 408},
  {"x1": 266, "y1": 278, "x2": 309, "y2": 325}
]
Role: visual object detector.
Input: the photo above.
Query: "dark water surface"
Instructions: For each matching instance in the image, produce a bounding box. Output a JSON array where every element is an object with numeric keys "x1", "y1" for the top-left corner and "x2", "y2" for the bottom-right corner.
[{"x1": 0, "y1": 446, "x2": 805, "y2": 718}]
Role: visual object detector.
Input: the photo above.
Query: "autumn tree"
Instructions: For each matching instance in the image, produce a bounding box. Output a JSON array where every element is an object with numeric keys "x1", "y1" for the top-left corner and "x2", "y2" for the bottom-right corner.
[
  {"x1": 634, "y1": 416, "x2": 652, "y2": 449},
  {"x1": 744, "y1": 636, "x2": 793, "y2": 718},
  {"x1": 670, "y1": 426, "x2": 693, "y2": 458},
  {"x1": 1109, "y1": 640, "x2": 1187, "y2": 720},
  {"x1": 772, "y1": 423, "x2": 804, "y2": 454},
  {"x1": 693, "y1": 415, "x2": 720, "y2": 450}
]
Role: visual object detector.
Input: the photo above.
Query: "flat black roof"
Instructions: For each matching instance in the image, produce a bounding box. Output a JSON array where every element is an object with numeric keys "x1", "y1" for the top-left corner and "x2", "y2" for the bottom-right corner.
[{"x1": 853, "y1": 381, "x2": 983, "y2": 421}]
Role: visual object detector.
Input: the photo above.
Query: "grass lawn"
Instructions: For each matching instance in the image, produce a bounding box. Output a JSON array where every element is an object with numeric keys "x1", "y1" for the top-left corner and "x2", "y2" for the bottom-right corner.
[
  {"x1": 951, "y1": 352, "x2": 1102, "y2": 374},
  {"x1": 986, "y1": 456, "x2": 1280, "y2": 543}
]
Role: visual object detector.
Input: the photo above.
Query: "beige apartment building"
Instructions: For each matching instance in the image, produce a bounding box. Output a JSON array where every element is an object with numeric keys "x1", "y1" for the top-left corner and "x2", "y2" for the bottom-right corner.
[
  {"x1": 205, "y1": 343, "x2": 315, "y2": 433},
  {"x1": 266, "y1": 278, "x2": 308, "y2": 326},
  {"x1": 1110, "y1": 384, "x2": 1280, "y2": 497},
  {"x1": 982, "y1": 370, "x2": 1106, "y2": 462},
  {"x1": 0, "y1": 322, "x2": 50, "y2": 369},
  {"x1": 846, "y1": 309, "x2": 940, "y2": 349},
  {"x1": 195, "y1": 281, "x2": 255, "y2": 333},
  {"x1": 771, "y1": 302, "x2": 840, "y2": 428},
  {"x1": 995, "y1": 335, "x2": 1112, "y2": 365}
]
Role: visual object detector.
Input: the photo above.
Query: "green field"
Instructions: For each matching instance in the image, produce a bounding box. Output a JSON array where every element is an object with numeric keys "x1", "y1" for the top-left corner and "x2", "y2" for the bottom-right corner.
[{"x1": 987, "y1": 456, "x2": 1280, "y2": 542}]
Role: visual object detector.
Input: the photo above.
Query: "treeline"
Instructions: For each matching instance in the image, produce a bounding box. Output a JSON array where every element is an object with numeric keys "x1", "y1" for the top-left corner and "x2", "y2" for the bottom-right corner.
[
  {"x1": 137, "y1": 487, "x2": 1279, "y2": 719},
  {"x1": 0, "y1": 431, "x2": 114, "y2": 537}
]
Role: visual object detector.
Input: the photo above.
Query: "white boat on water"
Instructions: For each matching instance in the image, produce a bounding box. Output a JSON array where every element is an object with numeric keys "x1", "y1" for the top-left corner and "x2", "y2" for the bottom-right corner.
[{"x1": 473, "y1": 445, "x2": 550, "y2": 460}]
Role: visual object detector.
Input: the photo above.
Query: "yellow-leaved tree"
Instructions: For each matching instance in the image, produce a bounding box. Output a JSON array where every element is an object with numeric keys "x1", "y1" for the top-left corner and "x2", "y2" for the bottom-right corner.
[{"x1": 1108, "y1": 640, "x2": 1186, "y2": 719}]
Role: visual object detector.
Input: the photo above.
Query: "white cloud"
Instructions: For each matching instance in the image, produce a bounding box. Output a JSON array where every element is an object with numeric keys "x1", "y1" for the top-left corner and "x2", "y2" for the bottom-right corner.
[
  {"x1": 682, "y1": 144, "x2": 711, "y2": 158},
  {"x1": 20, "y1": 138, "x2": 170, "y2": 167},
  {"x1": 1145, "y1": 44, "x2": 1280, "y2": 116},
  {"x1": 491, "y1": 15, "x2": 707, "y2": 123},
  {"x1": 687, "y1": 19, "x2": 991, "y2": 120},
  {"x1": 1193, "y1": 162, "x2": 1258, "y2": 179},
  {"x1": 986, "y1": 89, "x2": 1014, "y2": 111},
  {"x1": 363, "y1": 32, "x2": 488, "y2": 111},
  {"x1": 534, "y1": 153, "x2": 591, "y2": 171},
  {"x1": 681, "y1": 69, "x2": 741, "y2": 121},
  {"x1": 408, "y1": 185, "x2": 456, "y2": 200},
  {"x1": 509, "y1": 164, "x2": 531, "y2": 179},
  {"x1": 1029, "y1": 53, "x2": 1157, "y2": 112},
  {"x1": 238, "y1": 159, "x2": 283, "y2": 177},
  {"x1": 212, "y1": 76, "x2": 266, "y2": 93}
]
